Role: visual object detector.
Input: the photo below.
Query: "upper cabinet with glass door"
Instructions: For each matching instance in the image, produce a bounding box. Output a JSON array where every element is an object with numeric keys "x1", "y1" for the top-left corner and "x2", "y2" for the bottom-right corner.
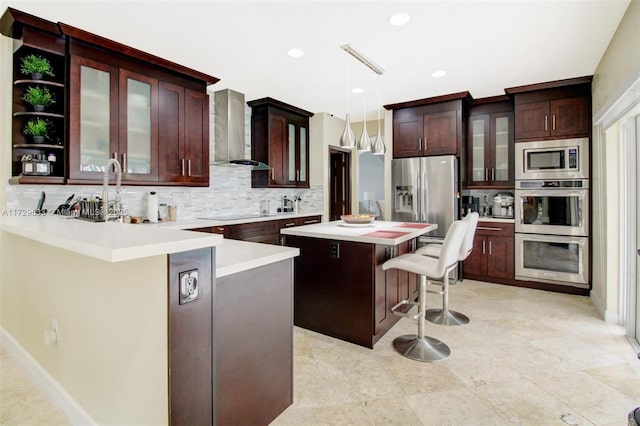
[
  {"x1": 249, "y1": 98, "x2": 313, "y2": 188},
  {"x1": 61, "y1": 22, "x2": 218, "y2": 186},
  {"x1": 465, "y1": 98, "x2": 514, "y2": 188}
]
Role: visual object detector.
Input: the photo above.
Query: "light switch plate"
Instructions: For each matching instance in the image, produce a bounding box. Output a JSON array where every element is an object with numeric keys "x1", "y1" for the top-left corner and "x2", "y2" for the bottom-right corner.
[{"x1": 179, "y1": 269, "x2": 199, "y2": 305}]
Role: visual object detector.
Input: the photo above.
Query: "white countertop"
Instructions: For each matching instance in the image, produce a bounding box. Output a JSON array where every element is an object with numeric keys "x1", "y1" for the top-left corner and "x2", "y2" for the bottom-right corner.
[
  {"x1": 149, "y1": 211, "x2": 324, "y2": 230},
  {"x1": 280, "y1": 220, "x2": 438, "y2": 245},
  {"x1": 215, "y1": 239, "x2": 299, "y2": 278},
  {"x1": 477, "y1": 217, "x2": 515, "y2": 223},
  {"x1": 1, "y1": 214, "x2": 222, "y2": 263}
]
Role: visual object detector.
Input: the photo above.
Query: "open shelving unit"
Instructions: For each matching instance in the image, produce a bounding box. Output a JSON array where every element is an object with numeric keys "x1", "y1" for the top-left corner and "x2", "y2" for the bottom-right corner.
[{"x1": 2, "y1": 8, "x2": 67, "y2": 184}]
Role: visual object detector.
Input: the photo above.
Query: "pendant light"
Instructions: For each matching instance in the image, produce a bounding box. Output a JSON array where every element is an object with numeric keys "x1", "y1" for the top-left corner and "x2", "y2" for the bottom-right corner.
[
  {"x1": 372, "y1": 90, "x2": 386, "y2": 155},
  {"x1": 340, "y1": 62, "x2": 356, "y2": 148},
  {"x1": 357, "y1": 90, "x2": 371, "y2": 152}
]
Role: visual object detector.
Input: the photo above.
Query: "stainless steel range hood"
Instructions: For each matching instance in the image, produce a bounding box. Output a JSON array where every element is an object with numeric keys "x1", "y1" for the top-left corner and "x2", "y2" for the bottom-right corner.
[{"x1": 212, "y1": 88, "x2": 271, "y2": 171}]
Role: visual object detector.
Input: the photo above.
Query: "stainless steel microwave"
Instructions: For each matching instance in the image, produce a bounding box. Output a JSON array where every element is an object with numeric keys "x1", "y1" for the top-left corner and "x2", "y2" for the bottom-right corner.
[{"x1": 515, "y1": 138, "x2": 589, "y2": 180}]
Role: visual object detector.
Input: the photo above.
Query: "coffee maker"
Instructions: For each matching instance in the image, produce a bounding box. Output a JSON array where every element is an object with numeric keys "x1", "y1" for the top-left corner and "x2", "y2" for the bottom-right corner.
[
  {"x1": 461, "y1": 195, "x2": 479, "y2": 215},
  {"x1": 492, "y1": 192, "x2": 514, "y2": 218}
]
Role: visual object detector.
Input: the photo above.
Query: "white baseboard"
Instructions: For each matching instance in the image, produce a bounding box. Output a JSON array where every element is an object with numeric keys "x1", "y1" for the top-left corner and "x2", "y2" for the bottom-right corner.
[
  {"x1": 590, "y1": 290, "x2": 620, "y2": 324},
  {"x1": 0, "y1": 328, "x2": 96, "y2": 426}
]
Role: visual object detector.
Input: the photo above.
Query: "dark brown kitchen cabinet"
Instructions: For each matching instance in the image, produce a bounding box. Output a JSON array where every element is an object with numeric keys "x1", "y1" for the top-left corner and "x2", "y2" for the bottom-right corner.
[
  {"x1": 190, "y1": 215, "x2": 322, "y2": 246},
  {"x1": 61, "y1": 21, "x2": 217, "y2": 186},
  {"x1": 68, "y1": 55, "x2": 160, "y2": 183},
  {"x1": 506, "y1": 76, "x2": 592, "y2": 142},
  {"x1": 248, "y1": 98, "x2": 314, "y2": 188},
  {"x1": 158, "y1": 82, "x2": 209, "y2": 185},
  {"x1": 466, "y1": 97, "x2": 514, "y2": 188},
  {"x1": 463, "y1": 222, "x2": 514, "y2": 281},
  {"x1": 374, "y1": 239, "x2": 418, "y2": 337},
  {"x1": 385, "y1": 92, "x2": 471, "y2": 158}
]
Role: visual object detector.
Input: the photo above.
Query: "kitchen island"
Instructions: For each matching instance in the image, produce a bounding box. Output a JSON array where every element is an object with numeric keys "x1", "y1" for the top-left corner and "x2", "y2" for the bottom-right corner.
[
  {"x1": 0, "y1": 214, "x2": 298, "y2": 425},
  {"x1": 281, "y1": 220, "x2": 437, "y2": 348}
]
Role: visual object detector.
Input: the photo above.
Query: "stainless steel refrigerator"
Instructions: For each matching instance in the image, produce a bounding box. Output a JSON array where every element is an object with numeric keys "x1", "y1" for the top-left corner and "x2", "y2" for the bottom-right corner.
[{"x1": 391, "y1": 155, "x2": 459, "y2": 241}]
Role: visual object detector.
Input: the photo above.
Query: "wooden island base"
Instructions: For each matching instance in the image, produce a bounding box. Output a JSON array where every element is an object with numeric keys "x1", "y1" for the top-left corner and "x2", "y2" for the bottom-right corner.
[{"x1": 286, "y1": 235, "x2": 420, "y2": 348}]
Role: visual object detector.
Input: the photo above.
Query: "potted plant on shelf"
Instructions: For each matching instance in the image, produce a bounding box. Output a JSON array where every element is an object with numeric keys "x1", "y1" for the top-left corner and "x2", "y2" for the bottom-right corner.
[
  {"x1": 20, "y1": 54, "x2": 55, "y2": 80},
  {"x1": 23, "y1": 117, "x2": 52, "y2": 144},
  {"x1": 21, "y1": 86, "x2": 56, "y2": 112}
]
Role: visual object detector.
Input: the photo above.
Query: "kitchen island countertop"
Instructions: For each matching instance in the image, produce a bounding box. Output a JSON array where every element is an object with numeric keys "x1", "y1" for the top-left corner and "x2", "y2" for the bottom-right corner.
[{"x1": 280, "y1": 219, "x2": 437, "y2": 245}]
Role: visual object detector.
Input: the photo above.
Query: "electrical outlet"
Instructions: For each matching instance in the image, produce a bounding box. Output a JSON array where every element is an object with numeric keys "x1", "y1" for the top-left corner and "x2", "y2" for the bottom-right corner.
[
  {"x1": 179, "y1": 269, "x2": 199, "y2": 305},
  {"x1": 330, "y1": 242, "x2": 340, "y2": 258},
  {"x1": 44, "y1": 318, "x2": 59, "y2": 346}
]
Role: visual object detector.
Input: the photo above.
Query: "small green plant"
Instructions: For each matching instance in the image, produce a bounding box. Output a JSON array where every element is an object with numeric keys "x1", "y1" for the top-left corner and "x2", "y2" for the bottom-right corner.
[
  {"x1": 20, "y1": 54, "x2": 55, "y2": 78},
  {"x1": 21, "y1": 86, "x2": 56, "y2": 107},
  {"x1": 23, "y1": 117, "x2": 52, "y2": 137}
]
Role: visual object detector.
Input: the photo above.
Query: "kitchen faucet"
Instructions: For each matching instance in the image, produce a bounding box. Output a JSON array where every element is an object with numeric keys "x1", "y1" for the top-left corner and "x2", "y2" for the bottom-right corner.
[{"x1": 102, "y1": 158, "x2": 123, "y2": 222}]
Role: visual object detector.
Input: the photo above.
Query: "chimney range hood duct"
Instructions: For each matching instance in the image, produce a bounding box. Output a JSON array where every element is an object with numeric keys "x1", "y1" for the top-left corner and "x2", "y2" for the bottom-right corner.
[{"x1": 212, "y1": 89, "x2": 271, "y2": 171}]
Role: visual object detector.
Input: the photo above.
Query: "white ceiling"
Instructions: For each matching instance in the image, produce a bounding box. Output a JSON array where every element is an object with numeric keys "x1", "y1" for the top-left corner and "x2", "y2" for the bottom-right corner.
[{"x1": 3, "y1": 0, "x2": 631, "y2": 118}]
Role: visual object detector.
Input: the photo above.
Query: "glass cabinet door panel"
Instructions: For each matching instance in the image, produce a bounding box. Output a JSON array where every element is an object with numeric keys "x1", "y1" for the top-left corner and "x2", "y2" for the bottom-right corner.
[
  {"x1": 299, "y1": 127, "x2": 307, "y2": 182},
  {"x1": 126, "y1": 78, "x2": 152, "y2": 174},
  {"x1": 471, "y1": 117, "x2": 486, "y2": 182},
  {"x1": 288, "y1": 123, "x2": 296, "y2": 182},
  {"x1": 80, "y1": 65, "x2": 111, "y2": 172},
  {"x1": 494, "y1": 116, "x2": 509, "y2": 181}
]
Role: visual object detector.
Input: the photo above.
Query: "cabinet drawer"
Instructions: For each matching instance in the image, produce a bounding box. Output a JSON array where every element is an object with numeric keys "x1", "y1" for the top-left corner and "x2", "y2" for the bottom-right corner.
[
  {"x1": 475, "y1": 222, "x2": 514, "y2": 236},
  {"x1": 297, "y1": 215, "x2": 321, "y2": 226},
  {"x1": 227, "y1": 221, "x2": 279, "y2": 239}
]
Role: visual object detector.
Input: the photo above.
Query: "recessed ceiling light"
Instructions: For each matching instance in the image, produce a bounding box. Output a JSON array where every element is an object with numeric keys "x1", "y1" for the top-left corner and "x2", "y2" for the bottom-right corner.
[
  {"x1": 287, "y1": 48, "x2": 304, "y2": 58},
  {"x1": 351, "y1": 87, "x2": 364, "y2": 94},
  {"x1": 389, "y1": 13, "x2": 411, "y2": 26},
  {"x1": 432, "y1": 70, "x2": 447, "y2": 78}
]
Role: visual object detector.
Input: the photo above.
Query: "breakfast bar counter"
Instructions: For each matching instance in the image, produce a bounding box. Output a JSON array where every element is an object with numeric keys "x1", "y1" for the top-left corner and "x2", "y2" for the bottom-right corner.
[{"x1": 282, "y1": 220, "x2": 437, "y2": 348}]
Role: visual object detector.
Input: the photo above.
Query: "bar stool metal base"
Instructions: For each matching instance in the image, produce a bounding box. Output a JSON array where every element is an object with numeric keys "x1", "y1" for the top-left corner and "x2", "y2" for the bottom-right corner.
[
  {"x1": 425, "y1": 308, "x2": 470, "y2": 326},
  {"x1": 392, "y1": 334, "x2": 451, "y2": 362}
]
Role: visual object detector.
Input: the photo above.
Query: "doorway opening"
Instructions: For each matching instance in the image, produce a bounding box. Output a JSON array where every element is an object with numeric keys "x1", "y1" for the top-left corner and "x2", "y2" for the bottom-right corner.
[{"x1": 329, "y1": 148, "x2": 351, "y2": 221}]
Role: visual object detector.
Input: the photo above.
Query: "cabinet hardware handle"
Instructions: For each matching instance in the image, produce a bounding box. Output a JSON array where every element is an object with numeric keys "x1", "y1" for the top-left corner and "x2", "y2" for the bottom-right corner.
[
  {"x1": 181, "y1": 159, "x2": 185, "y2": 176},
  {"x1": 552, "y1": 114, "x2": 556, "y2": 131},
  {"x1": 482, "y1": 240, "x2": 486, "y2": 254},
  {"x1": 122, "y1": 153, "x2": 127, "y2": 174},
  {"x1": 477, "y1": 227, "x2": 502, "y2": 231},
  {"x1": 489, "y1": 241, "x2": 493, "y2": 255},
  {"x1": 419, "y1": 137, "x2": 422, "y2": 151},
  {"x1": 297, "y1": 170, "x2": 300, "y2": 181},
  {"x1": 188, "y1": 160, "x2": 192, "y2": 177},
  {"x1": 272, "y1": 168, "x2": 275, "y2": 181},
  {"x1": 285, "y1": 222, "x2": 296, "y2": 227},
  {"x1": 491, "y1": 168, "x2": 495, "y2": 181},
  {"x1": 485, "y1": 168, "x2": 488, "y2": 181},
  {"x1": 304, "y1": 220, "x2": 318, "y2": 224},
  {"x1": 280, "y1": 236, "x2": 285, "y2": 246},
  {"x1": 544, "y1": 115, "x2": 548, "y2": 131}
]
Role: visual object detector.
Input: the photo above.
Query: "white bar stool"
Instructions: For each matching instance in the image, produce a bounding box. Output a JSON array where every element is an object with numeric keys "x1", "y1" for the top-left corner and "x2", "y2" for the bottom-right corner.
[
  {"x1": 415, "y1": 212, "x2": 479, "y2": 326},
  {"x1": 382, "y1": 220, "x2": 468, "y2": 362}
]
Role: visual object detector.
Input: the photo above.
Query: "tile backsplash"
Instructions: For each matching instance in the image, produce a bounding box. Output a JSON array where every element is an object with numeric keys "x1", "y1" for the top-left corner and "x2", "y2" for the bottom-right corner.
[
  {"x1": 4, "y1": 92, "x2": 324, "y2": 219},
  {"x1": 3, "y1": 173, "x2": 323, "y2": 220}
]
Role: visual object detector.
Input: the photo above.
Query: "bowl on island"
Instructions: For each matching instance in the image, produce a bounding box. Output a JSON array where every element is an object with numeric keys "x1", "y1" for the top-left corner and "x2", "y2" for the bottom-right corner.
[{"x1": 340, "y1": 214, "x2": 376, "y2": 224}]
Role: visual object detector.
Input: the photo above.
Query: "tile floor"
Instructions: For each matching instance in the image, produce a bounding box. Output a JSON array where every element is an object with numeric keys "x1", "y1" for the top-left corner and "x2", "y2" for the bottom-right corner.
[{"x1": 1, "y1": 280, "x2": 639, "y2": 425}]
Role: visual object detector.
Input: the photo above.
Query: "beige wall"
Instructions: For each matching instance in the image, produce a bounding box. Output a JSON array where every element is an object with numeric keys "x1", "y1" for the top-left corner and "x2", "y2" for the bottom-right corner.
[
  {"x1": 1, "y1": 233, "x2": 169, "y2": 425},
  {"x1": 592, "y1": 0, "x2": 640, "y2": 114},
  {"x1": 591, "y1": 0, "x2": 640, "y2": 319}
]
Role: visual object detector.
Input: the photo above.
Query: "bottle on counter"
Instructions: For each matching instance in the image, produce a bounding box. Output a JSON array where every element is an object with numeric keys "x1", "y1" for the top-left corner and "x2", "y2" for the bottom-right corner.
[{"x1": 147, "y1": 191, "x2": 158, "y2": 223}]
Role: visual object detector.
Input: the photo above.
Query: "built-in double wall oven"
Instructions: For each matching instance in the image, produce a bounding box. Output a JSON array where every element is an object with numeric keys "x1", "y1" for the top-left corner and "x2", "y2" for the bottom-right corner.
[{"x1": 514, "y1": 138, "x2": 590, "y2": 289}]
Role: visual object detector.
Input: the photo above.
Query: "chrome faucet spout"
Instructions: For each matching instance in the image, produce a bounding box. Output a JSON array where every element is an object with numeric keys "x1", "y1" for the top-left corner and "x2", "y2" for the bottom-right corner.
[{"x1": 102, "y1": 158, "x2": 123, "y2": 221}]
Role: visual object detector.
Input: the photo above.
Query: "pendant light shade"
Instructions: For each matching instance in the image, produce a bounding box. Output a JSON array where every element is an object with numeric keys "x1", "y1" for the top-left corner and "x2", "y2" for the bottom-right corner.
[
  {"x1": 340, "y1": 114, "x2": 356, "y2": 148},
  {"x1": 340, "y1": 62, "x2": 356, "y2": 148},
  {"x1": 372, "y1": 94, "x2": 386, "y2": 155},
  {"x1": 357, "y1": 91, "x2": 371, "y2": 152}
]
